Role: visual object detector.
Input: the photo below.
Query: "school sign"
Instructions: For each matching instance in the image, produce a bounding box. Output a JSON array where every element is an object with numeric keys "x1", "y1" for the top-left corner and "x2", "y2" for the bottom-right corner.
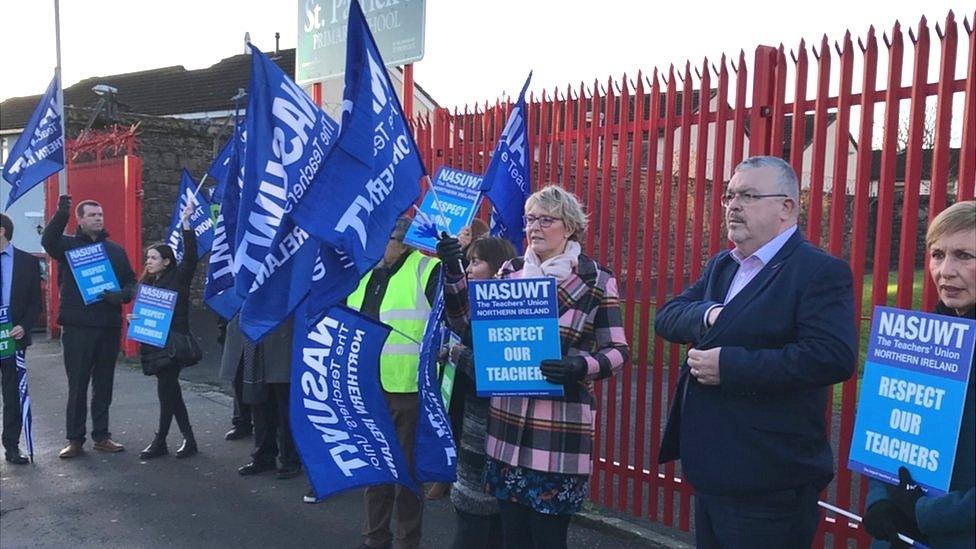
[{"x1": 297, "y1": 0, "x2": 426, "y2": 83}]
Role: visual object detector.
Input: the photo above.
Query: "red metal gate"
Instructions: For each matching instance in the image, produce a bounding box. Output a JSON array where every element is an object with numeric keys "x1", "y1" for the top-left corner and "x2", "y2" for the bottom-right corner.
[
  {"x1": 44, "y1": 128, "x2": 143, "y2": 356},
  {"x1": 411, "y1": 10, "x2": 975, "y2": 547}
]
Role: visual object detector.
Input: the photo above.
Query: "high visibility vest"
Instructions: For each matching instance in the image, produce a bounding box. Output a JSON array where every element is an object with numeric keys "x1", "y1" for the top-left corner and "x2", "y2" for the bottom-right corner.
[{"x1": 347, "y1": 251, "x2": 439, "y2": 393}]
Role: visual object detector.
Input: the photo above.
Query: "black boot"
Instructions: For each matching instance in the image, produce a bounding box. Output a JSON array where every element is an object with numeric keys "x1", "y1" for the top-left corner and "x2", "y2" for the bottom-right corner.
[
  {"x1": 176, "y1": 432, "x2": 198, "y2": 458},
  {"x1": 139, "y1": 435, "x2": 168, "y2": 459}
]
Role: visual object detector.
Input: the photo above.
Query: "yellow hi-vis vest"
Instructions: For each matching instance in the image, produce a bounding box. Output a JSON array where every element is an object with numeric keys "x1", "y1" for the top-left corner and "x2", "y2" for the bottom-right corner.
[{"x1": 347, "y1": 251, "x2": 439, "y2": 393}]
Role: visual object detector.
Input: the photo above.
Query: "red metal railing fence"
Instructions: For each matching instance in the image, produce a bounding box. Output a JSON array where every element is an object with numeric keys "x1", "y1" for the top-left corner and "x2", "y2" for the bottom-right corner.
[{"x1": 411, "y1": 10, "x2": 975, "y2": 547}]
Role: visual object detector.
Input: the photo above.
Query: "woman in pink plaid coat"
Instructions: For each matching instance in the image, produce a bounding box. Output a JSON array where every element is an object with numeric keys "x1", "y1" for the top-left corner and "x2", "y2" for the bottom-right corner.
[{"x1": 437, "y1": 185, "x2": 630, "y2": 548}]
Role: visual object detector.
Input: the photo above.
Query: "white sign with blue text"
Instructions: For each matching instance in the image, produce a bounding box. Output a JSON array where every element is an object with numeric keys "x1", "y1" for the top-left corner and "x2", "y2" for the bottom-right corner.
[
  {"x1": 127, "y1": 284, "x2": 178, "y2": 348},
  {"x1": 65, "y1": 243, "x2": 120, "y2": 305},
  {"x1": 469, "y1": 277, "x2": 563, "y2": 397},
  {"x1": 404, "y1": 167, "x2": 483, "y2": 253},
  {"x1": 848, "y1": 306, "x2": 975, "y2": 495}
]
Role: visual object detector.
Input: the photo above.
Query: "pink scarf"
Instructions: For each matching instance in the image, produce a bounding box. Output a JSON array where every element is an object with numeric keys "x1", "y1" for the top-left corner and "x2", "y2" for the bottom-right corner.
[{"x1": 520, "y1": 240, "x2": 581, "y2": 282}]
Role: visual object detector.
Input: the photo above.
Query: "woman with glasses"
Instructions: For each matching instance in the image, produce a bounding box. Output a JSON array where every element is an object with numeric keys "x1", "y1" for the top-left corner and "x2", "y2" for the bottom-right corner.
[
  {"x1": 437, "y1": 237, "x2": 517, "y2": 548},
  {"x1": 437, "y1": 185, "x2": 630, "y2": 548},
  {"x1": 863, "y1": 200, "x2": 975, "y2": 549}
]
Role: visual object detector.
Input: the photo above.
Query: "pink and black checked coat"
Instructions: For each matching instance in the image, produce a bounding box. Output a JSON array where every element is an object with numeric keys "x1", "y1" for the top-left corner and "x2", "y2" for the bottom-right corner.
[{"x1": 443, "y1": 254, "x2": 630, "y2": 476}]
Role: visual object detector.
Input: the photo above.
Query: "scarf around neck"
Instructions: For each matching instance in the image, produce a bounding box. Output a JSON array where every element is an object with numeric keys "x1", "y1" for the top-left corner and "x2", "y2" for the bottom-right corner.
[{"x1": 521, "y1": 240, "x2": 582, "y2": 282}]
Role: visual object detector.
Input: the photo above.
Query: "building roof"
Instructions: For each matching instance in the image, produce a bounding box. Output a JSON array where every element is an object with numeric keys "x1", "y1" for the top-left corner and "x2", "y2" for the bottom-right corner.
[
  {"x1": 1, "y1": 48, "x2": 439, "y2": 131},
  {"x1": 870, "y1": 148, "x2": 962, "y2": 182}
]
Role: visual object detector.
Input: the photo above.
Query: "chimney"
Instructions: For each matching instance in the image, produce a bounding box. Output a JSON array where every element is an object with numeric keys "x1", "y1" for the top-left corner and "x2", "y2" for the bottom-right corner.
[{"x1": 275, "y1": 32, "x2": 280, "y2": 56}]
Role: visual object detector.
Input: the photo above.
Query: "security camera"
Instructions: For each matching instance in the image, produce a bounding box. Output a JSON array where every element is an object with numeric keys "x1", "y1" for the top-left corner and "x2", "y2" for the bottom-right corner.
[{"x1": 91, "y1": 84, "x2": 118, "y2": 96}]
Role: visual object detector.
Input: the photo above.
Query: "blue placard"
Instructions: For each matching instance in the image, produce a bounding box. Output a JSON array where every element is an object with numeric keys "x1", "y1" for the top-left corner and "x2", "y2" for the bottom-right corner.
[
  {"x1": 848, "y1": 306, "x2": 976, "y2": 495},
  {"x1": 65, "y1": 243, "x2": 121, "y2": 305},
  {"x1": 469, "y1": 277, "x2": 563, "y2": 397},
  {"x1": 404, "y1": 167, "x2": 483, "y2": 253},
  {"x1": 126, "y1": 284, "x2": 178, "y2": 348}
]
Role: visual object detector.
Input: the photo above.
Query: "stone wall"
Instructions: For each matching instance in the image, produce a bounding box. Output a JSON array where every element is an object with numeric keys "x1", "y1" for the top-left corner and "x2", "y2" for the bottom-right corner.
[{"x1": 65, "y1": 108, "x2": 233, "y2": 308}]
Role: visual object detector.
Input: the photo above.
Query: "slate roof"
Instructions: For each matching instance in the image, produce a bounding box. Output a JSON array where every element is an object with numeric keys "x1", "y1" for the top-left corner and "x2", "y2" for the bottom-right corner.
[
  {"x1": 870, "y1": 148, "x2": 962, "y2": 182},
  {"x1": 1, "y1": 48, "x2": 439, "y2": 132},
  {"x1": 1, "y1": 49, "x2": 297, "y2": 131}
]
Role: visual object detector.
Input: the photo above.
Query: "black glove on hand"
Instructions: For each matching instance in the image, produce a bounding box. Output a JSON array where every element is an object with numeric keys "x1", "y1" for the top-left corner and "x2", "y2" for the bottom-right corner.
[
  {"x1": 58, "y1": 194, "x2": 72, "y2": 215},
  {"x1": 886, "y1": 467, "x2": 925, "y2": 531},
  {"x1": 436, "y1": 232, "x2": 464, "y2": 277},
  {"x1": 862, "y1": 500, "x2": 910, "y2": 547},
  {"x1": 101, "y1": 290, "x2": 124, "y2": 306},
  {"x1": 540, "y1": 356, "x2": 587, "y2": 385}
]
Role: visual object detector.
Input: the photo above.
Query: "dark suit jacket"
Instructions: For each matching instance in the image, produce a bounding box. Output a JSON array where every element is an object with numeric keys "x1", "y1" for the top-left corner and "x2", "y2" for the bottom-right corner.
[
  {"x1": 6, "y1": 247, "x2": 42, "y2": 349},
  {"x1": 654, "y1": 230, "x2": 856, "y2": 496}
]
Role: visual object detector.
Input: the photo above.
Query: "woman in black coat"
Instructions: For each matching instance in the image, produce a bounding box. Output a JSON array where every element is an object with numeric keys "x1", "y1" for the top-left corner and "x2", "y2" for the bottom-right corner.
[{"x1": 132, "y1": 209, "x2": 200, "y2": 459}]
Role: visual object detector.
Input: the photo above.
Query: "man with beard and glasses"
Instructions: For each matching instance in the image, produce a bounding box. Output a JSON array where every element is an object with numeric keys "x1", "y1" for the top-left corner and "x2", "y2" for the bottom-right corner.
[{"x1": 655, "y1": 156, "x2": 857, "y2": 548}]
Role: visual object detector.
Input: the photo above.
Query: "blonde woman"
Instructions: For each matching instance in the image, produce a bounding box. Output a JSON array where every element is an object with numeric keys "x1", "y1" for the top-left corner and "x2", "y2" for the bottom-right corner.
[{"x1": 438, "y1": 185, "x2": 629, "y2": 548}]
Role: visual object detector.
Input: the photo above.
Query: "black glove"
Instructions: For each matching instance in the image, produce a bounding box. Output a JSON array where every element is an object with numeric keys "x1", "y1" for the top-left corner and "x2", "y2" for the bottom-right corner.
[
  {"x1": 540, "y1": 356, "x2": 587, "y2": 385},
  {"x1": 58, "y1": 194, "x2": 72, "y2": 215},
  {"x1": 436, "y1": 232, "x2": 464, "y2": 277},
  {"x1": 862, "y1": 500, "x2": 911, "y2": 548},
  {"x1": 886, "y1": 467, "x2": 925, "y2": 532},
  {"x1": 101, "y1": 290, "x2": 125, "y2": 306}
]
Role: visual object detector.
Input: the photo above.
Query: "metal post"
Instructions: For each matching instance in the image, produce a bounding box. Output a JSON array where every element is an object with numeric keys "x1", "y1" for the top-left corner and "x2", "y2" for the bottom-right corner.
[
  {"x1": 54, "y1": 0, "x2": 67, "y2": 195},
  {"x1": 403, "y1": 63, "x2": 414, "y2": 120}
]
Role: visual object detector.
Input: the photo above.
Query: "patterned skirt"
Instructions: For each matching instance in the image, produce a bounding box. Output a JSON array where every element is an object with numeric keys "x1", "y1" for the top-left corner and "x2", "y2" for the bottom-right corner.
[{"x1": 484, "y1": 457, "x2": 589, "y2": 515}]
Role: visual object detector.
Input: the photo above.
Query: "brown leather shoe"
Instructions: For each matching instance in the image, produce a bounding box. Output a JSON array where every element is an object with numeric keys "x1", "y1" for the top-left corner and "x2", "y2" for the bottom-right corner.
[
  {"x1": 58, "y1": 441, "x2": 84, "y2": 459},
  {"x1": 92, "y1": 438, "x2": 125, "y2": 453}
]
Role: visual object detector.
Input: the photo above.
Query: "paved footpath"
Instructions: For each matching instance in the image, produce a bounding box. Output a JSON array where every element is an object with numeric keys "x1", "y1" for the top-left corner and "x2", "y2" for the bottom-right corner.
[{"x1": 0, "y1": 340, "x2": 662, "y2": 549}]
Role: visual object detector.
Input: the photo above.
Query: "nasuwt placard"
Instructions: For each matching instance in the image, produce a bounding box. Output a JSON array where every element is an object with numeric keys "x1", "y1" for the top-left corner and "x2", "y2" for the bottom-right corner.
[
  {"x1": 848, "y1": 306, "x2": 975, "y2": 495},
  {"x1": 126, "y1": 284, "x2": 178, "y2": 348},
  {"x1": 65, "y1": 243, "x2": 120, "y2": 305},
  {"x1": 469, "y1": 277, "x2": 563, "y2": 397},
  {"x1": 403, "y1": 166, "x2": 482, "y2": 253}
]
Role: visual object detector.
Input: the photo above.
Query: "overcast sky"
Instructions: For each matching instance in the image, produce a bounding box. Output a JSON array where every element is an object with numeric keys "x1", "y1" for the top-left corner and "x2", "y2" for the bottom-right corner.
[{"x1": 0, "y1": 0, "x2": 970, "y2": 108}]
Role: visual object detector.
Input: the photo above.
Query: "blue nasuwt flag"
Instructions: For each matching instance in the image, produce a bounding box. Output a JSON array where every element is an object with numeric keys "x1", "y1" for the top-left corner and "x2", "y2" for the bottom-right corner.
[
  {"x1": 3, "y1": 73, "x2": 65, "y2": 210},
  {"x1": 291, "y1": 302, "x2": 419, "y2": 502},
  {"x1": 166, "y1": 169, "x2": 215, "y2": 263},
  {"x1": 481, "y1": 72, "x2": 533, "y2": 254},
  {"x1": 234, "y1": 44, "x2": 339, "y2": 342},
  {"x1": 204, "y1": 124, "x2": 245, "y2": 320},
  {"x1": 413, "y1": 277, "x2": 458, "y2": 483},
  {"x1": 291, "y1": 0, "x2": 424, "y2": 278}
]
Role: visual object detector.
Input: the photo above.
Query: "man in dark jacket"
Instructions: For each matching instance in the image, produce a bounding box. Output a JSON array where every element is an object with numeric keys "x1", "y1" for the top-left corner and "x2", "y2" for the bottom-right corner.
[
  {"x1": 42, "y1": 194, "x2": 136, "y2": 458},
  {"x1": 0, "y1": 214, "x2": 42, "y2": 464},
  {"x1": 655, "y1": 157, "x2": 856, "y2": 548}
]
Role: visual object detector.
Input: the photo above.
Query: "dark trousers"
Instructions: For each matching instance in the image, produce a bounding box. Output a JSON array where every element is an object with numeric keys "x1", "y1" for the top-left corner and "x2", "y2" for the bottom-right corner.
[
  {"x1": 251, "y1": 382, "x2": 297, "y2": 468},
  {"x1": 62, "y1": 325, "x2": 121, "y2": 442},
  {"x1": 1, "y1": 356, "x2": 22, "y2": 451},
  {"x1": 498, "y1": 500, "x2": 572, "y2": 549},
  {"x1": 693, "y1": 483, "x2": 821, "y2": 549},
  {"x1": 364, "y1": 392, "x2": 423, "y2": 549},
  {"x1": 156, "y1": 366, "x2": 191, "y2": 438},
  {"x1": 232, "y1": 362, "x2": 252, "y2": 430},
  {"x1": 452, "y1": 508, "x2": 503, "y2": 549}
]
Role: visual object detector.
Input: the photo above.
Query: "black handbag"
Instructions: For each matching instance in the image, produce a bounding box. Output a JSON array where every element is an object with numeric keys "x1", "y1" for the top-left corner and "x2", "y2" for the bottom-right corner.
[
  {"x1": 167, "y1": 331, "x2": 203, "y2": 368},
  {"x1": 141, "y1": 331, "x2": 201, "y2": 376}
]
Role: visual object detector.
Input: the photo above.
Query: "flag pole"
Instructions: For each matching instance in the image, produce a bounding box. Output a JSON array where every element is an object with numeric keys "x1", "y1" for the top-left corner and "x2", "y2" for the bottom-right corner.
[
  {"x1": 816, "y1": 501, "x2": 930, "y2": 548},
  {"x1": 54, "y1": 0, "x2": 67, "y2": 195}
]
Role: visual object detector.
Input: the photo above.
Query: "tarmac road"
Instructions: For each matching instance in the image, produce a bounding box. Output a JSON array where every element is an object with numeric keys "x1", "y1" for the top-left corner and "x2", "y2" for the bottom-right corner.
[{"x1": 0, "y1": 339, "x2": 656, "y2": 549}]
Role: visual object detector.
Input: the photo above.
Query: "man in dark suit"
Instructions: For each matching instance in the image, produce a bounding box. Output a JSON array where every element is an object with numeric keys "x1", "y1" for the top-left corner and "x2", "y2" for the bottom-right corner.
[
  {"x1": 0, "y1": 213, "x2": 42, "y2": 464},
  {"x1": 655, "y1": 156, "x2": 857, "y2": 548}
]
